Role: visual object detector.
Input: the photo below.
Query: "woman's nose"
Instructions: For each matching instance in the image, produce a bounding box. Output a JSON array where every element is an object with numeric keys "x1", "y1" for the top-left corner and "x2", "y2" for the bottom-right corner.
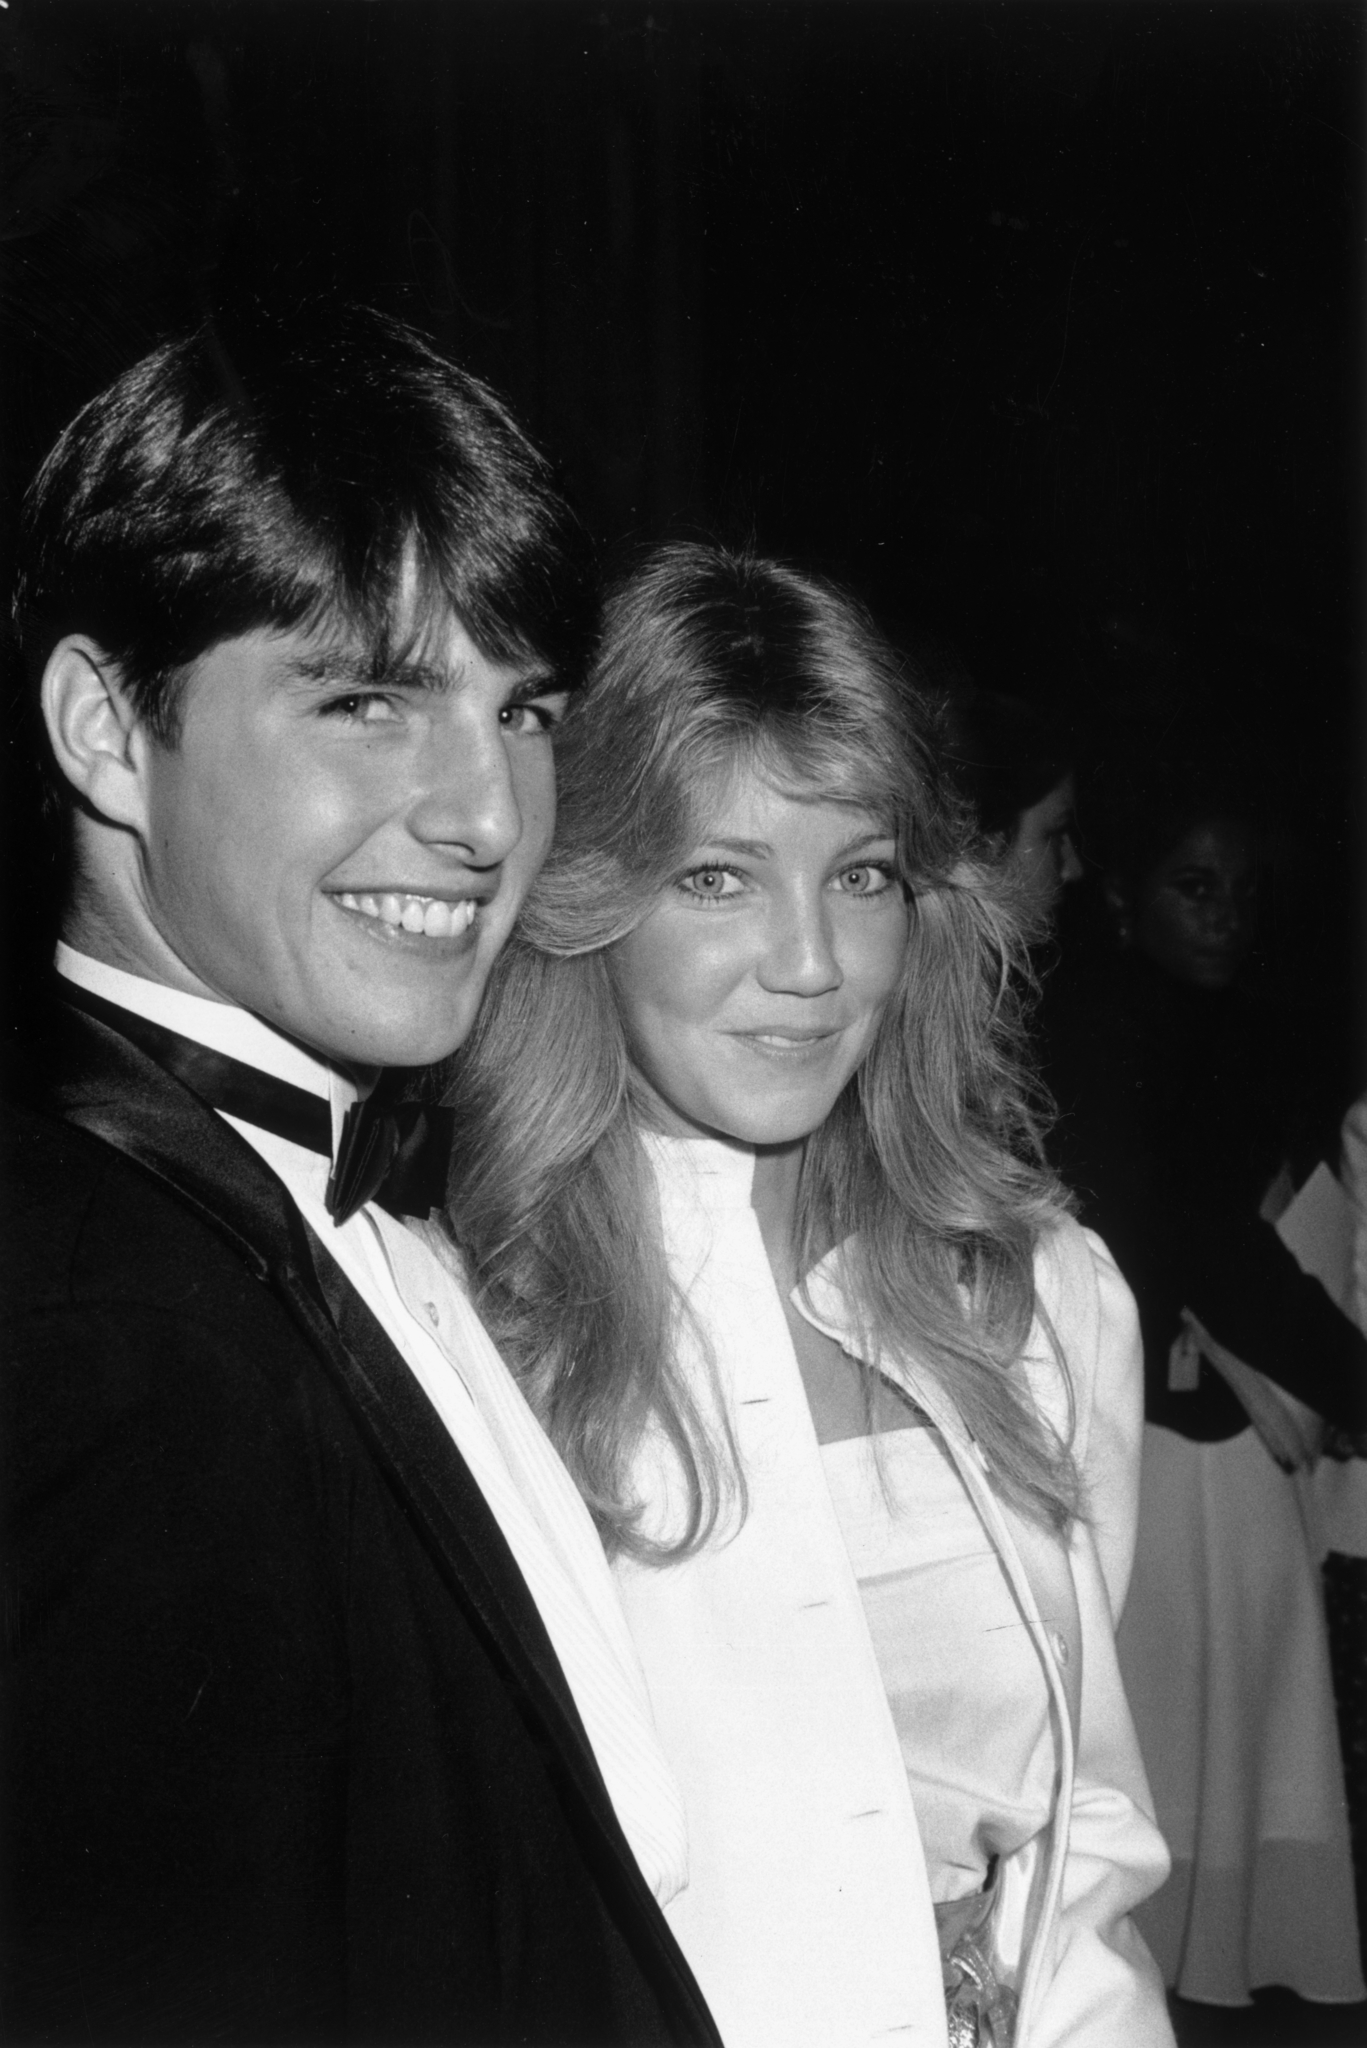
[
  {"x1": 405, "y1": 715, "x2": 523, "y2": 867},
  {"x1": 756, "y1": 896, "x2": 844, "y2": 996}
]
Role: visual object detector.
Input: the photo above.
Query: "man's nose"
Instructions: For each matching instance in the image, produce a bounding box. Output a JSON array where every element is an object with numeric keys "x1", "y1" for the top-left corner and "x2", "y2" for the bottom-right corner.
[
  {"x1": 756, "y1": 894, "x2": 843, "y2": 996},
  {"x1": 405, "y1": 714, "x2": 522, "y2": 866}
]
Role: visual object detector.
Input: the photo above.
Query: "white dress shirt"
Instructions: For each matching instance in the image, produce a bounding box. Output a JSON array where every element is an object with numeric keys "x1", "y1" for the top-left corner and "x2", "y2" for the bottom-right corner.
[{"x1": 55, "y1": 943, "x2": 688, "y2": 1908}]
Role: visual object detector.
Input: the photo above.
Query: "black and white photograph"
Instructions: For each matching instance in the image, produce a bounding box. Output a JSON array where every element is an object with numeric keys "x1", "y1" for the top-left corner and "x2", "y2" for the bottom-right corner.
[{"x1": 1, "y1": 5, "x2": 1364, "y2": 2045}]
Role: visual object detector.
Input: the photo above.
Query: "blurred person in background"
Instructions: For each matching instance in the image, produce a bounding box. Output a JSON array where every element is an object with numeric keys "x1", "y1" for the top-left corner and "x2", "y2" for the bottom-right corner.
[
  {"x1": 945, "y1": 690, "x2": 1084, "y2": 931},
  {"x1": 1050, "y1": 754, "x2": 1367, "y2": 2014}
]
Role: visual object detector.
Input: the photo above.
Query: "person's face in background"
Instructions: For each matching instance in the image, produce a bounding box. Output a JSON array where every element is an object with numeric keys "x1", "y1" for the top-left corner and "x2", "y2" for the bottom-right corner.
[
  {"x1": 1007, "y1": 773, "x2": 1083, "y2": 924},
  {"x1": 1130, "y1": 818, "x2": 1257, "y2": 991}
]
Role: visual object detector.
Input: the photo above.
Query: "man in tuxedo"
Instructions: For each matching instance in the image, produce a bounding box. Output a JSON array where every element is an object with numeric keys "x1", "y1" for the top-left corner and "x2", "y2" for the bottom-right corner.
[{"x1": 0, "y1": 306, "x2": 717, "y2": 2046}]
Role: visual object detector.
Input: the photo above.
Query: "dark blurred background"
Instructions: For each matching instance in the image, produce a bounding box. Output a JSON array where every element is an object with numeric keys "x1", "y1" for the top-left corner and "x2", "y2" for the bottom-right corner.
[{"x1": 2, "y1": 0, "x2": 1362, "y2": 1110}]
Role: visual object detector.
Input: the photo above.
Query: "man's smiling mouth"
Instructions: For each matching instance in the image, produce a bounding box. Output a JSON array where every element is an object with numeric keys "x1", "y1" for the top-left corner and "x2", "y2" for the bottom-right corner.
[{"x1": 334, "y1": 891, "x2": 479, "y2": 940}]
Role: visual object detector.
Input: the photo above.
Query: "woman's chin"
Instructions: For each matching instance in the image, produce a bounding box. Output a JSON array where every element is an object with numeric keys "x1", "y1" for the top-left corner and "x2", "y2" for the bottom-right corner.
[
  {"x1": 632, "y1": 1069, "x2": 849, "y2": 1150},
  {"x1": 694, "y1": 1100, "x2": 836, "y2": 1151}
]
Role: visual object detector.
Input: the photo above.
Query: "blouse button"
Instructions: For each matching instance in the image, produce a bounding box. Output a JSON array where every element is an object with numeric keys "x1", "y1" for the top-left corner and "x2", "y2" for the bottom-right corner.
[
  {"x1": 424, "y1": 1301, "x2": 441, "y2": 1328},
  {"x1": 1050, "y1": 1627, "x2": 1070, "y2": 1667}
]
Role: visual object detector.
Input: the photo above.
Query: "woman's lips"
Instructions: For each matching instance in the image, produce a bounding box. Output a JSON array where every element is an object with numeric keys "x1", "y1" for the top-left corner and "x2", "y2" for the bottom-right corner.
[{"x1": 728, "y1": 1026, "x2": 841, "y2": 1055}]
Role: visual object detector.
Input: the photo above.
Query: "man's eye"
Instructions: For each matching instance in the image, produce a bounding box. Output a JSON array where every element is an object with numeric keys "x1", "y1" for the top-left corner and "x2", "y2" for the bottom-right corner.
[
  {"x1": 500, "y1": 696, "x2": 567, "y2": 736},
  {"x1": 322, "y1": 693, "x2": 402, "y2": 724}
]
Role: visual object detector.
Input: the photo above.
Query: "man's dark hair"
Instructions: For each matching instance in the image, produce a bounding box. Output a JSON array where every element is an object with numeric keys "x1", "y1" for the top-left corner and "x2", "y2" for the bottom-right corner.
[{"x1": 14, "y1": 302, "x2": 595, "y2": 758}]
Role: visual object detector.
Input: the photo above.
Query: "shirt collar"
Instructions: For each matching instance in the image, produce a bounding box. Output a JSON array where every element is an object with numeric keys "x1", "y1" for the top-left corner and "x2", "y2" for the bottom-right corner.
[
  {"x1": 638, "y1": 1127, "x2": 758, "y2": 1202},
  {"x1": 55, "y1": 942, "x2": 363, "y2": 1142},
  {"x1": 641, "y1": 1126, "x2": 886, "y2": 1336}
]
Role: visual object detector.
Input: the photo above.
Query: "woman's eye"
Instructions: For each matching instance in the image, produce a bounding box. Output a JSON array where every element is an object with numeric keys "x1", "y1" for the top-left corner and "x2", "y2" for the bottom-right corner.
[
  {"x1": 680, "y1": 866, "x2": 743, "y2": 901},
  {"x1": 837, "y1": 863, "x2": 893, "y2": 896}
]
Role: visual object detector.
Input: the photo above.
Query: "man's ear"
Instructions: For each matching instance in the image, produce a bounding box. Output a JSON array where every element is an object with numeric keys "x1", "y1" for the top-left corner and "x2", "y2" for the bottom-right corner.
[{"x1": 41, "y1": 636, "x2": 152, "y2": 834}]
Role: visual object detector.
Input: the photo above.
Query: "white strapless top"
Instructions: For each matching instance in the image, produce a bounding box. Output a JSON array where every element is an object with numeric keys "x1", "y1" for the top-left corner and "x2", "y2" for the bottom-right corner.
[{"x1": 820, "y1": 1424, "x2": 1055, "y2": 1905}]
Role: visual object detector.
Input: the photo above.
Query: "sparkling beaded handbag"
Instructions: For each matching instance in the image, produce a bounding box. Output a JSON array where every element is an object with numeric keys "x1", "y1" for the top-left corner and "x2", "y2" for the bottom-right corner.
[{"x1": 935, "y1": 1879, "x2": 1018, "y2": 2048}]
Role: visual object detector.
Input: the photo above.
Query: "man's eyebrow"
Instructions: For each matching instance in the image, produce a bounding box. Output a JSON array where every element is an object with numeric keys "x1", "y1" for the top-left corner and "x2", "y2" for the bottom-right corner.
[
  {"x1": 280, "y1": 650, "x2": 407, "y2": 691},
  {"x1": 503, "y1": 664, "x2": 565, "y2": 697},
  {"x1": 280, "y1": 650, "x2": 563, "y2": 696}
]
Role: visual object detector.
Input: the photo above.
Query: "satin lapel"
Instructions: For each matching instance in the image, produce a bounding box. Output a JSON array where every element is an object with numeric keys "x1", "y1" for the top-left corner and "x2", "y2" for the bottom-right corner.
[
  {"x1": 295, "y1": 1233, "x2": 614, "y2": 1771},
  {"x1": 54, "y1": 1005, "x2": 278, "y2": 1283},
  {"x1": 47, "y1": 1006, "x2": 677, "y2": 1942}
]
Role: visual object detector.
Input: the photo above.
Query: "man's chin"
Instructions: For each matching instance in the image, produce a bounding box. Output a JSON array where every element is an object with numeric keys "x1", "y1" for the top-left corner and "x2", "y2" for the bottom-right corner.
[
  {"x1": 329, "y1": 1014, "x2": 478, "y2": 1071},
  {"x1": 281, "y1": 984, "x2": 485, "y2": 1072}
]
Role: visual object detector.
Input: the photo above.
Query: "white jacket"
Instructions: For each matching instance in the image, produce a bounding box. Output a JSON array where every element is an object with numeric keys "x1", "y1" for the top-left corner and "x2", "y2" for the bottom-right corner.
[{"x1": 614, "y1": 1136, "x2": 1174, "y2": 2048}]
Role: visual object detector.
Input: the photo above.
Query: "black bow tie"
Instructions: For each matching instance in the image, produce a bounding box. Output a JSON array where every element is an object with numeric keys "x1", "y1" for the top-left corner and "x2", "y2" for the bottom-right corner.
[
  {"x1": 58, "y1": 980, "x2": 453, "y2": 1227},
  {"x1": 326, "y1": 1088, "x2": 454, "y2": 1227}
]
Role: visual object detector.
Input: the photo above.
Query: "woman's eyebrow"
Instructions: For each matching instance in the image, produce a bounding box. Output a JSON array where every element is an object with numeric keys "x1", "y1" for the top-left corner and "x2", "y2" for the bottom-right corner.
[
  {"x1": 691, "y1": 836, "x2": 774, "y2": 859},
  {"x1": 832, "y1": 830, "x2": 896, "y2": 859},
  {"x1": 687, "y1": 829, "x2": 894, "y2": 862}
]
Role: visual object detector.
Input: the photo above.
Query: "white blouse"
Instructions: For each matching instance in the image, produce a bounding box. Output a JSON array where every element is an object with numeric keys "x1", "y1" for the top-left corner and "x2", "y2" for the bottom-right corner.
[
  {"x1": 822, "y1": 1425, "x2": 1054, "y2": 1906},
  {"x1": 616, "y1": 1134, "x2": 1173, "y2": 2048}
]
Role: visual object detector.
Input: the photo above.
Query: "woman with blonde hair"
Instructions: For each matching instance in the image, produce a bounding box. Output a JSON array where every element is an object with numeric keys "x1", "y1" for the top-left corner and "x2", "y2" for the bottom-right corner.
[{"x1": 439, "y1": 545, "x2": 1174, "y2": 2048}]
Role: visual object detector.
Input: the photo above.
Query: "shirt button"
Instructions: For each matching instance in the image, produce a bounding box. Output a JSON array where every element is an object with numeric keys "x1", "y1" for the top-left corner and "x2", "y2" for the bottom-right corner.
[
  {"x1": 1050, "y1": 1628, "x2": 1070, "y2": 1667},
  {"x1": 424, "y1": 1301, "x2": 441, "y2": 1328}
]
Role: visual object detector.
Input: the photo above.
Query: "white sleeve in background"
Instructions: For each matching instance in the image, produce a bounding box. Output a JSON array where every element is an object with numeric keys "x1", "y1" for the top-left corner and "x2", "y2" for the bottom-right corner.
[
  {"x1": 1340, "y1": 1094, "x2": 1367, "y2": 1338},
  {"x1": 1025, "y1": 1220, "x2": 1174, "y2": 2048}
]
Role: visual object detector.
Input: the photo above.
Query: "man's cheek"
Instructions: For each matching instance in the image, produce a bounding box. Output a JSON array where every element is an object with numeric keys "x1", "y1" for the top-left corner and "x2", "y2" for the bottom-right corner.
[{"x1": 513, "y1": 771, "x2": 558, "y2": 882}]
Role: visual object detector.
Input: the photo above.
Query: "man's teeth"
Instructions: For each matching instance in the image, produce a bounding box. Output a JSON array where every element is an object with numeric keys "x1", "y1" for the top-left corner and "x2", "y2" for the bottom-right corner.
[{"x1": 336, "y1": 892, "x2": 477, "y2": 939}]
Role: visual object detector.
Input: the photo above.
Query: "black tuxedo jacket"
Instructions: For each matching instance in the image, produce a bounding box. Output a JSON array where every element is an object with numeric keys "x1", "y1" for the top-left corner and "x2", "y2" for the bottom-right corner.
[{"x1": 0, "y1": 1002, "x2": 720, "y2": 2047}]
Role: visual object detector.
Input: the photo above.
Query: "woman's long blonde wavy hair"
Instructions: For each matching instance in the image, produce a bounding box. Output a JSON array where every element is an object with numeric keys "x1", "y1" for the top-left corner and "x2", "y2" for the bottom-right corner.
[{"x1": 440, "y1": 544, "x2": 1077, "y2": 1560}]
